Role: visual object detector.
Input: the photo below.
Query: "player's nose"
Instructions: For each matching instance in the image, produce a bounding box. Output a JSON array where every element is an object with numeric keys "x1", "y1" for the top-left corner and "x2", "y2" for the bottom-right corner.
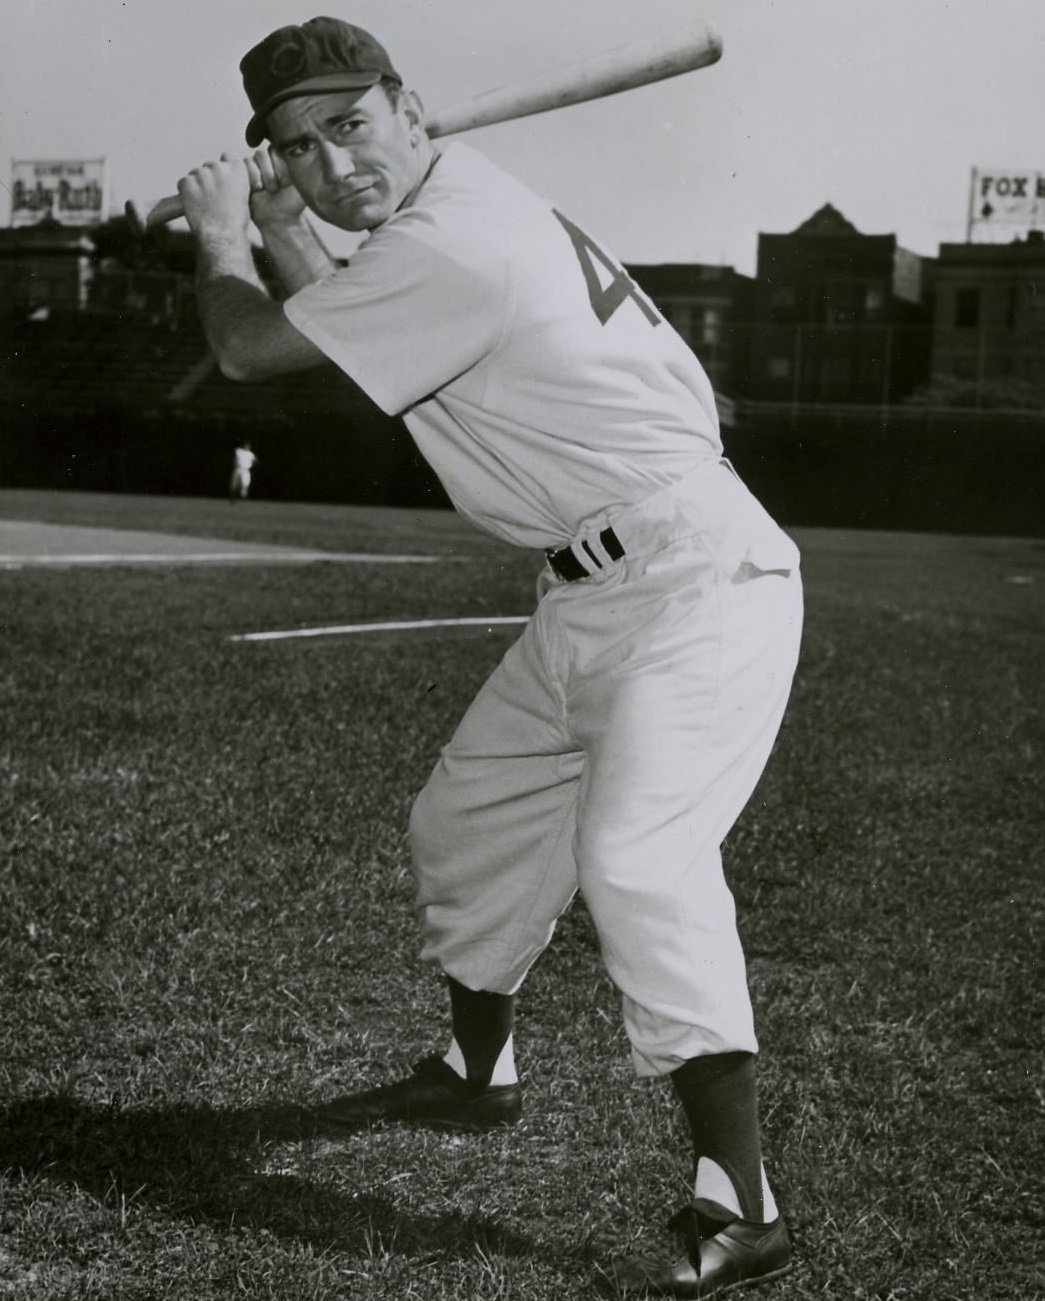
[{"x1": 318, "y1": 141, "x2": 355, "y2": 183}]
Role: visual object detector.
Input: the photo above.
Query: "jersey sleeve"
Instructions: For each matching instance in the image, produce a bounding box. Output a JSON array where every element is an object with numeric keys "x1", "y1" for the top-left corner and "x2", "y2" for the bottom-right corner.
[{"x1": 283, "y1": 223, "x2": 509, "y2": 415}]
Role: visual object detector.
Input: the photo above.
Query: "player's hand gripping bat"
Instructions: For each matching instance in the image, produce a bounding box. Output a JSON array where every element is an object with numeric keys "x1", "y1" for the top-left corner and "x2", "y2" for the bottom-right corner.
[{"x1": 125, "y1": 20, "x2": 722, "y2": 235}]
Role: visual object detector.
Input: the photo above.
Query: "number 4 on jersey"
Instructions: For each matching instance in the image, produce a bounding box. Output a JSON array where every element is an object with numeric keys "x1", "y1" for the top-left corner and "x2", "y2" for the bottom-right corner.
[{"x1": 553, "y1": 210, "x2": 661, "y2": 328}]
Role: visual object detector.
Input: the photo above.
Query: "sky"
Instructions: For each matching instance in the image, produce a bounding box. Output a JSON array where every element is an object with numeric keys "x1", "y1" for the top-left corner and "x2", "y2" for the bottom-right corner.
[{"x1": 2, "y1": 0, "x2": 1043, "y2": 274}]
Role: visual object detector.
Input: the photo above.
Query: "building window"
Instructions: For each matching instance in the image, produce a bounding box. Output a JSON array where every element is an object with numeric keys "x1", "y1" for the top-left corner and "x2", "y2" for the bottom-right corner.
[
  {"x1": 770, "y1": 286, "x2": 796, "y2": 321},
  {"x1": 700, "y1": 307, "x2": 722, "y2": 346},
  {"x1": 865, "y1": 287, "x2": 885, "y2": 318},
  {"x1": 955, "y1": 287, "x2": 980, "y2": 329},
  {"x1": 822, "y1": 356, "x2": 852, "y2": 386},
  {"x1": 768, "y1": 357, "x2": 791, "y2": 379},
  {"x1": 662, "y1": 301, "x2": 692, "y2": 344},
  {"x1": 828, "y1": 284, "x2": 859, "y2": 326}
]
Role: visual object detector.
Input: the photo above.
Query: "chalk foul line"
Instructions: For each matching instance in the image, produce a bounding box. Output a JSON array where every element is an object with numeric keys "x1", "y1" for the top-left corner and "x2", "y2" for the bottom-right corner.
[{"x1": 231, "y1": 615, "x2": 530, "y2": 643}]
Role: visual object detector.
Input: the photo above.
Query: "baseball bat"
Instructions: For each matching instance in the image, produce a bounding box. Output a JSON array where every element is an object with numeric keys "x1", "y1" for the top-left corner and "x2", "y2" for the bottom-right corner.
[{"x1": 125, "y1": 20, "x2": 722, "y2": 234}]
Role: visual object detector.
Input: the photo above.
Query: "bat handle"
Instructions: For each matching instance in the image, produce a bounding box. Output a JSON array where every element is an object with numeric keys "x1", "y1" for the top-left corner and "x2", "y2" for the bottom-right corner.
[
  {"x1": 126, "y1": 179, "x2": 274, "y2": 234},
  {"x1": 125, "y1": 194, "x2": 185, "y2": 236}
]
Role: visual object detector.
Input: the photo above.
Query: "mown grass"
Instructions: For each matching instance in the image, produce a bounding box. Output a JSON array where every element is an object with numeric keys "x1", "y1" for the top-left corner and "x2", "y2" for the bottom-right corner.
[{"x1": 1, "y1": 490, "x2": 1043, "y2": 1300}]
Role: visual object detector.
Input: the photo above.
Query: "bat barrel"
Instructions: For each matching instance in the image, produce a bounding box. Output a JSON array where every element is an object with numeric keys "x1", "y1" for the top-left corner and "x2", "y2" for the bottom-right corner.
[{"x1": 426, "y1": 21, "x2": 721, "y2": 138}]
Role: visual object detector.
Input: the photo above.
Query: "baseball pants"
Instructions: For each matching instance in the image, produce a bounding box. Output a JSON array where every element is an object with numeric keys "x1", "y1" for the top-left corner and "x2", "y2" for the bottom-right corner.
[{"x1": 410, "y1": 459, "x2": 803, "y2": 1076}]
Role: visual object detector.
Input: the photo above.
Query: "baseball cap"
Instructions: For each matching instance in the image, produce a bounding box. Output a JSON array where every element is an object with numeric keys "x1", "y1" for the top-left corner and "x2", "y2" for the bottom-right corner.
[{"x1": 241, "y1": 17, "x2": 402, "y2": 147}]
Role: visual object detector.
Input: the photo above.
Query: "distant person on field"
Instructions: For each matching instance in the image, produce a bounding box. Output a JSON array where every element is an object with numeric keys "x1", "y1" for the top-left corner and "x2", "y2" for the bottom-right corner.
[
  {"x1": 177, "y1": 17, "x2": 803, "y2": 1297},
  {"x1": 229, "y1": 440, "x2": 257, "y2": 500}
]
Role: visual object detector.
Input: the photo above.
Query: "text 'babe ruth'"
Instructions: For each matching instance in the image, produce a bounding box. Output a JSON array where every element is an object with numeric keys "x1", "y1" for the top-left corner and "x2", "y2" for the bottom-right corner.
[{"x1": 177, "y1": 17, "x2": 803, "y2": 1297}]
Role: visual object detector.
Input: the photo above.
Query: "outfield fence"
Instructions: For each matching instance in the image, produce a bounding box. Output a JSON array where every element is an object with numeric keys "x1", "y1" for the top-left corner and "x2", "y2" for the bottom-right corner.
[{"x1": 2, "y1": 311, "x2": 1042, "y2": 534}]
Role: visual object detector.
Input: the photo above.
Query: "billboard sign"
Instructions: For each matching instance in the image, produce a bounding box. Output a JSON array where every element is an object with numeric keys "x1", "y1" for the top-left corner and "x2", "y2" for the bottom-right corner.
[
  {"x1": 11, "y1": 158, "x2": 108, "y2": 227},
  {"x1": 968, "y1": 168, "x2": 1045, "y2": 239}
]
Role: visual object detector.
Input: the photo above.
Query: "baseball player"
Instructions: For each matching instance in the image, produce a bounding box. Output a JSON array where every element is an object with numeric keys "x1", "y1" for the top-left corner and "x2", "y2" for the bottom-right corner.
[
  {"x1": 229, "y1": 440, "x2": 257, "y2": 500},
  {"x1": 177, "y1": 17, "x2": 803, "y2": 1296}
]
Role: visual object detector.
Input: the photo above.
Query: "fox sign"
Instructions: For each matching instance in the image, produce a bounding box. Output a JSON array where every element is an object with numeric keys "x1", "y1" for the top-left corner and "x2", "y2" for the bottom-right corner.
[{"x1": 970, "y1": 169, "x2": 1045, "y2": 233}]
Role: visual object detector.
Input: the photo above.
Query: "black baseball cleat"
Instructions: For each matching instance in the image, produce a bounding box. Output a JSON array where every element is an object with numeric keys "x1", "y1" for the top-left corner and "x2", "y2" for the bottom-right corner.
[
  {"x1": 311, "y1": 1054, "x2": 523, "y2": 1133},
  {"x1": 599, "y1": 1205, "x2": 792, "y2": 1297}
]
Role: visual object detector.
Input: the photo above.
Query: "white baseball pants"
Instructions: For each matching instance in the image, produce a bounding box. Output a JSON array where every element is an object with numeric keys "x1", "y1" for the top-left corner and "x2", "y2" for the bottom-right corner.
[{"x1": 410, "y1": 459, "x2": 803, "y2": 1076}]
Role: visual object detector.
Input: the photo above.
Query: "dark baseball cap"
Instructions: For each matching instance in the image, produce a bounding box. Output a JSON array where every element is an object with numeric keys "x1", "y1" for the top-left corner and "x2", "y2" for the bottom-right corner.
[{"x1": 241, "y1": 17, "x2": 401, "y2": 146}]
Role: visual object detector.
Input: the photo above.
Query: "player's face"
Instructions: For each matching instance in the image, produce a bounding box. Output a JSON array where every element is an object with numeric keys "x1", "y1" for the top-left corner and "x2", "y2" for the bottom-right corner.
[{"x1": 267, "y1": 85, "x2": 427, "y2": 231}]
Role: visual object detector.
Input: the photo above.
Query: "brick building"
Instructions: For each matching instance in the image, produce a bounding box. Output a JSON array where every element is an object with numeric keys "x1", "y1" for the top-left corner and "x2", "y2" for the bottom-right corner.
[
  {"x1": 625, "y1": 262, "x2": 755, "y2": 399},
  {"x1": 748, "y1": 204, "x2": 932, "y2": 404},
  {"x1": 0, "y1": 220, "x2": 96, "y2": 316},
  {"x1": 929, "y1": 230, "x2": 1045, "y2": 395}
]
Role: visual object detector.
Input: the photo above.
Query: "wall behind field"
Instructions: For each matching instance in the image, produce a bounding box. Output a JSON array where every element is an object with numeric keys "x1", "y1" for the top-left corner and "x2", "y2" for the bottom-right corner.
[
  {"x1": 724, "y1": 405, "x2": 1044, "y2": 538},
  {"x1": 1, "y1": 314, "x2": 1042, "y2": 536},
  {"x1": 0, "y1": 402, "x2": 452, "y2": 511},
  {"x1": 3, "y1": 397, "x2": 1042, "y2": 538},
  {"x1": 0, "y1": 311, "x2": 452, "y2": 510}
]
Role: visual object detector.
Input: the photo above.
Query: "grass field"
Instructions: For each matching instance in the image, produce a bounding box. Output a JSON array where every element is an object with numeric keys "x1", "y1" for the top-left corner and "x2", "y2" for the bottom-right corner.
[{"x1": 1, "y1": 489, "x2": 1043, "y2": 1301}]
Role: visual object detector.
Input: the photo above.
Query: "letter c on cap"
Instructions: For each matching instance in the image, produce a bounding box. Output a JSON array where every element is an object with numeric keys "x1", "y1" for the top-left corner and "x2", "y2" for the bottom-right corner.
[{"x1": 269, "y1": 35, "x2": 307, "y2": 80}]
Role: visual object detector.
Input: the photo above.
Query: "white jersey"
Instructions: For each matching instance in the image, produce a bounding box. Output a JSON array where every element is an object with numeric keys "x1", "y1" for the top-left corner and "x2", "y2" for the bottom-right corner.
[{"x1": 284, "y1": 143, "x2": 723, "y2": 550}]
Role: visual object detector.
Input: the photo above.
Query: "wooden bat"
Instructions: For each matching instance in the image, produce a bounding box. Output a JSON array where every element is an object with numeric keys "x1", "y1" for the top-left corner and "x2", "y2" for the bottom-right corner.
[{"x1": 125, "y1": 20, "x2": 722, "y2": 235}]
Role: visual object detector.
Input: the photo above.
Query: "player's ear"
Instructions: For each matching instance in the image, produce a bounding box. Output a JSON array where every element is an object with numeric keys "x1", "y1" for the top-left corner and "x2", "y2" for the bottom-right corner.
[{"x1": 400, "y1": 88, "x2": 426, "y2": 141}]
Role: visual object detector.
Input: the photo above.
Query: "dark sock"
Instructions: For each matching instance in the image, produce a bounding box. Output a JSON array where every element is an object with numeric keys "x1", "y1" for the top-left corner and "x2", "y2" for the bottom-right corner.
[
  {"x1": 671, "y1": 1051, "x2": 765, "y2": 1224},
  {"x1": 446, "y1": 976, "x2": 515, "y2": 1087}
]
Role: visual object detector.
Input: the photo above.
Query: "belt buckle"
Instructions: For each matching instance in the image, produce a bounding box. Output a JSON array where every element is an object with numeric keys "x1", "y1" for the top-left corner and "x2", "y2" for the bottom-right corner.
[
  {"x1": 547, "y1": 527, "x2": 624, "y2": 582},
  {"x1": 547, "y1": 543, "x2": 588, "y2": 582}
]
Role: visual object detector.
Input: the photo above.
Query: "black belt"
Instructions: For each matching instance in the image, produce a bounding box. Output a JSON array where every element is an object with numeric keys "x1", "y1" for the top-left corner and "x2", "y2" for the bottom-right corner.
[{"x1": 546, "y1": 526, "x2": 625, "y2": 582}]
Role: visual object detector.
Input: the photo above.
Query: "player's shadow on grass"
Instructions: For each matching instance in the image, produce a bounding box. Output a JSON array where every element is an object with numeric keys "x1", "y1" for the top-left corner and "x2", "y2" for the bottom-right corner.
[{"x1": 0, "y1": 1095, "x2": 534, "y2": 1262}]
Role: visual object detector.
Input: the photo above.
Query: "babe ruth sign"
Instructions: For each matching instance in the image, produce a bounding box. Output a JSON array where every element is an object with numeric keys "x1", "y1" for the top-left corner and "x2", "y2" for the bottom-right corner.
[{"x1": 11, "y1": 159, "x2": 107, "y2": 227}]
